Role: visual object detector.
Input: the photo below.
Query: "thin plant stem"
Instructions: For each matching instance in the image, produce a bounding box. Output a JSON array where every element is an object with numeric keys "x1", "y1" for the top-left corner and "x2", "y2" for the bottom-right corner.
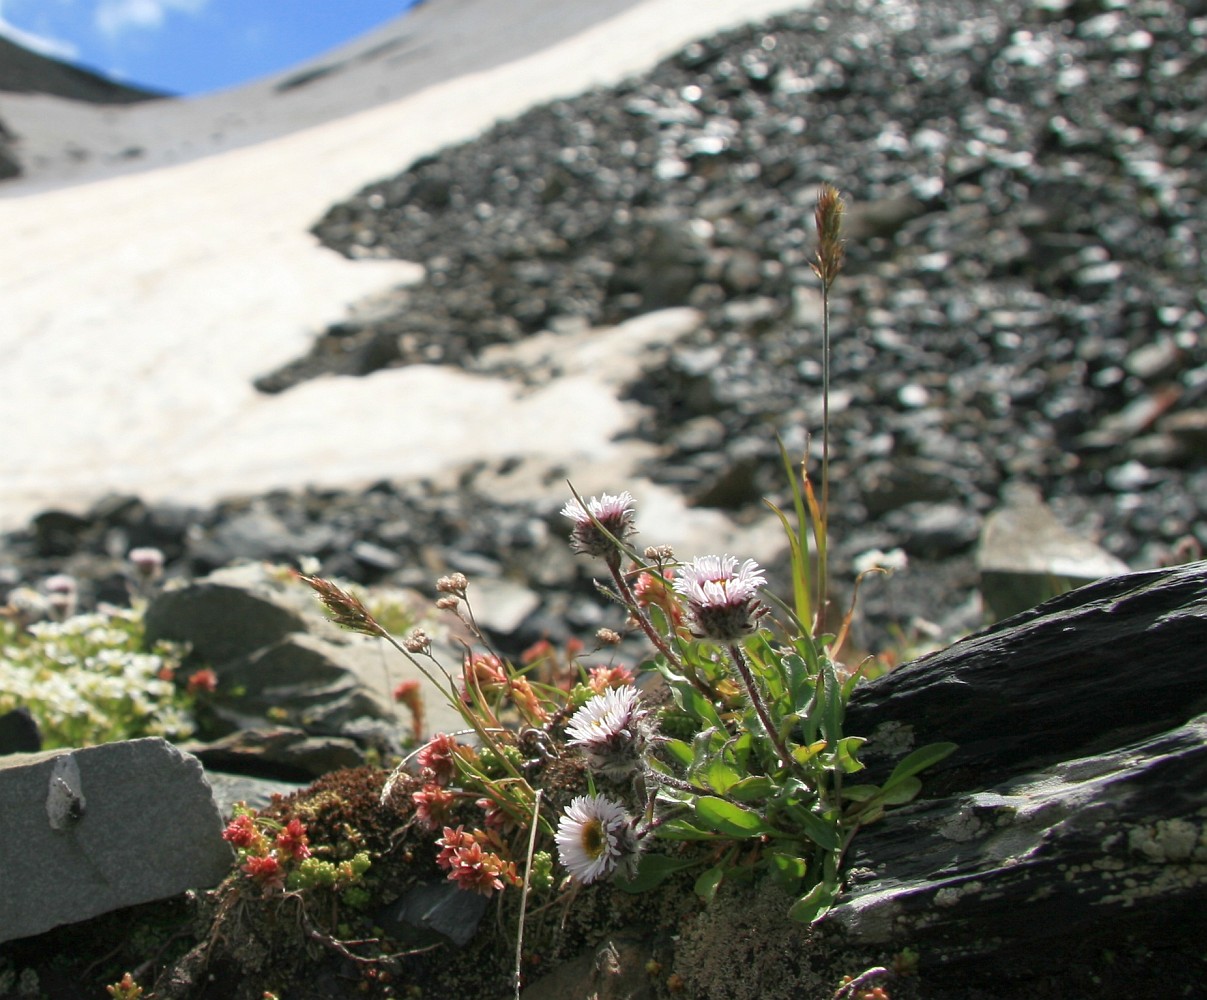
[
  {"x1": 818, "y1": 278, "x2": 831, "y2": 636},
  {"x1": 810, "y1": 183, "x2": 845, "y2": 636},
  {"x1": 728, "y1": 642, "x2": 795, "y2": 773},
  {"x1": 513, "y1": 788, "x2": 543, "y2": 1000},
  {"x1": 605, "y1": 559, "x2": 686, "y2": 678}
]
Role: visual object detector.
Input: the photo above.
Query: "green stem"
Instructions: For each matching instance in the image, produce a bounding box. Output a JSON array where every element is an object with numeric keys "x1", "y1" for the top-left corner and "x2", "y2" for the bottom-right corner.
[{"x1": 817, "y1": 278, "x2": 831, "y2": 636}]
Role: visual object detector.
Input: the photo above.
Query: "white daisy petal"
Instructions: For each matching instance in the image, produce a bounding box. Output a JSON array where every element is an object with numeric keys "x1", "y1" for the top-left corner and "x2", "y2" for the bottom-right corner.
[{"x1": 555, "y1": 794, "x2": 633, "y2": 884}]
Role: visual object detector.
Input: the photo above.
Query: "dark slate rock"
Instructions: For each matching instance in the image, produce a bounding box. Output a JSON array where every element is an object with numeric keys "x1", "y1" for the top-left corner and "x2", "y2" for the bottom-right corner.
[
  {"x1": 824, "y1": 561, "x2": 1207, "y2": 992},
  {"x1": 378, "y1": 880, "x2": 489, "y2": 948},
  {"x1": 0, "y1": 738, "x2": 230, "y2": 944},
  {"x1": 0, "y1": 707, "x2": 41, "y2": 755},
  {"x1": 144, "y1": 575, "x2": 306, "y2": 667}
]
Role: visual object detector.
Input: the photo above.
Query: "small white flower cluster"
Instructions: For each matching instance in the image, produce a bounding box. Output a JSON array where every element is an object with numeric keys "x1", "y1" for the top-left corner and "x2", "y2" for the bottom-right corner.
[{"x1": 1, "y1": 608, "x2": 194, "y2": 746}]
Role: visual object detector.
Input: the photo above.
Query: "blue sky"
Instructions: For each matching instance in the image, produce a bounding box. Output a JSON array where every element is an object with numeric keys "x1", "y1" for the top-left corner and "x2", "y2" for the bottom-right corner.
[{"x1": 0, "y1": 0, "x2": 420, "y2": 96}]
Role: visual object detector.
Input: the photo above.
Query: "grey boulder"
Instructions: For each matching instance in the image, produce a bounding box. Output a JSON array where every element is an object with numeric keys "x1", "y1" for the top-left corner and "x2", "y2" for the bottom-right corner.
[{"x1": 0, "y1": 737, "x2": 231, "y2": 944}]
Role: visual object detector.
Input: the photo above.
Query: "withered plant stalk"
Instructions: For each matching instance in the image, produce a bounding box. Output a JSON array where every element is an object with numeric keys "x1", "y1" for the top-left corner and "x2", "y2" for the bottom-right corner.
[{"x1": 810, "y1": 183, "x2": 846, "y2": 634}]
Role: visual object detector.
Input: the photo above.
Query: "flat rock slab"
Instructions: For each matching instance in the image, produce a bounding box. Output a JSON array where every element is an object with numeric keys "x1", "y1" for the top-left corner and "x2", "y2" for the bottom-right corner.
[
  {"x1": 0, "y1": 738, "x2": 231, "y2": 944},
  {"x1": 145, "y1": 562, "x2": 471, "y2": 741},
  {"x1": 977, "y1": 482, "x2": 1130, "y2": 620}
]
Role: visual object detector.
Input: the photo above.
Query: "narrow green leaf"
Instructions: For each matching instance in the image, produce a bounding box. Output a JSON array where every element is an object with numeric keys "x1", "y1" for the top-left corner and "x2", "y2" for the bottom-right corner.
[
  {"x1": 854, "y1": 804, "x2": 884, "y2": 825},
  {"x1": 821, "y1": 657, "x2": 844, "y2": 747},
  {"x1": 695, "y1": 796, "x2": 770, "y2": 838},
  {"x1": 796, "y1": 810, "x2": 842, "y2": 852},
  {"x1": 834, "y1": 735, "x2": 867, "y2": 774},
  {"x1": 879, "y1": 775, "x2": 922, "y2": 805},
  {"x1": 614, "y1": 854, "x2": 700, "y2": 893},
  {"x1": 788, "y1": 880, "x2": 838, "y2": 923},
  {"x1": 885, "y1": 742, "x2": 958, "y2": 789},
  {"x1": 656, "y1": 818, "x2": 721, "y2": 841},
  {"x1": 693, "y1": 865, "x2": 725, "y2": 902},
  {"x1": 840, "y1": 784, "x2": 882, "y2": 802},
  {"x1": 776, "y1": 797, "x2": 839, "y2": 850}
]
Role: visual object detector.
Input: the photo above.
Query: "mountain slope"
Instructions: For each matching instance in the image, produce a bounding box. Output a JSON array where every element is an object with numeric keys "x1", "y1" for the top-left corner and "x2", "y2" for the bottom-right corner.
[{"x1": 0, "y1": 35, "x2": 165, "y2": 103}]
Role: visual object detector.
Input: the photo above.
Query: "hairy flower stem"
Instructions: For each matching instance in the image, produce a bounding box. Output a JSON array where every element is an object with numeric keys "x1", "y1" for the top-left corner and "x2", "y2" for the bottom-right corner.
[
  {"x1": 728, "y1": 643, "x2": 795, "y2": 773},
  {"x1": 606, "y1": 557, "x2": 690, "y2": 679}
]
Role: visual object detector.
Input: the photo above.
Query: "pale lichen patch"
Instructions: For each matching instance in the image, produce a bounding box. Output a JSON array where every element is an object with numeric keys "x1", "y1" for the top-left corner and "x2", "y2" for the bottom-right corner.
[
  {"x1": 933, "y1": 880, "x2": 984, "y2": 907},
  {"x1": 1126, "y1": 817, "x2": 1206, "y2": 864},
  {"x1": 868, "y1": 720, "x2": 915, "y2": 758}
]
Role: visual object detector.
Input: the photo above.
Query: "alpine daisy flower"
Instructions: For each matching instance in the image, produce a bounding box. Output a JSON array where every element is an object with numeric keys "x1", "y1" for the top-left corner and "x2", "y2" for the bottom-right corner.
[
  {"x1": 673, "y1": 555, "x2": 768, "y2": 641},
  {"x1": 555, "y1": 794, "x2": 638, "y2": 884},
  {"x1": 564, "y1": 685, "x2": 651, "y2": 780},
  {"x1": 561, "y1": 491, "x2": 637, "y2": 559}
]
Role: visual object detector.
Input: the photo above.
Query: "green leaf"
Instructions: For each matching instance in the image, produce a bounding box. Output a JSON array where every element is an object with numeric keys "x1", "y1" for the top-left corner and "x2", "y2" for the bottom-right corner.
[
  {"x1": 820, "y1": 658, "x2": 844, "y2": 746},
  {"x1": 788, "y1": 880, "x2": 838, "y2": 924},
  {"x1": 702, "y1": 757, "x2": 742, "y2": 795},
  {"x1": 730, "y1": 731, "x2": 754, "y2": 771},
  {"x1": 768, "y1": 853, "x2": 807, "y2": 894},
  {"x1": 689, "y1": 728, "x2": 726, "y2": 776},
  {"x1": 614, "y1": 854, "x2": 700, "y2": 893},
  {"x1": 646, "y1": 601, "x2": 671, "y2": 636},
  {"x1": 780, "y1": 652, "x2": 813, "y2": 710},
  {"x1": 662, "y1": 738, "x2": 694, "y2": 768},
  {"x1": 834, "y1": 735, "x2": 867, "y2": 774},
  {"x1": 679, "y1": 685, "x2": 726, "y2": 730},
  {"x1": 727, "y1": 775, "x2": 775, "y2": 803},
  {"x1": 656, "y1": 818, "x2": 720, "y2": 841},
  {"x1": 792, "y1": 739, "x2": 828, "y2": 765},
  {"x1": 852, "y1": 804, "x2": 884, "y2": 825},
  {"x1": 792, "y1": 632, "x2": 823, "y2": 676},
  {"x1": 645, "y1": 755, "x2": 675, "y2": 778},
  {"x1": 795, "y1": 810, "x2": 842, "y2": 852},
  {"x1": 879, "y1": 775, "x2": 922, "y2": 805},
  {"x1": 695, "y1": 796, "x2": 770, "y2": 838},
  {"x1": 772, "y1": 805, "x2": 840, "y2": 849},
  {"x1": 840, "y1": 784, "x2": 882, "y2": 802},
  {"x1": 693, "y1": 865, "x2": 725, "y2": 902},
  {"x1": 886, "y1": 742, "x2": 958, "y2": 789}
]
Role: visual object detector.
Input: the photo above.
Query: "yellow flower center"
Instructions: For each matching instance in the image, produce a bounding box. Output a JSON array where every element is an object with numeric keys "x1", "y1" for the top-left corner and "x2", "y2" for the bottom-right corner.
[{"x1": 580, "y1": 818, "x2": 607, "y2": 859}]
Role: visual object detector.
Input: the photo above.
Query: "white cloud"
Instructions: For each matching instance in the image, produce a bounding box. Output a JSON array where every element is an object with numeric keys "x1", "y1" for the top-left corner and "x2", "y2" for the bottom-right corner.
[
  {"x1": 0, "y1": 1, "x2": 81, "y2": 61},
  {"x1": 95, "y1": 0, "x2": 208, "y2": 39}
]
